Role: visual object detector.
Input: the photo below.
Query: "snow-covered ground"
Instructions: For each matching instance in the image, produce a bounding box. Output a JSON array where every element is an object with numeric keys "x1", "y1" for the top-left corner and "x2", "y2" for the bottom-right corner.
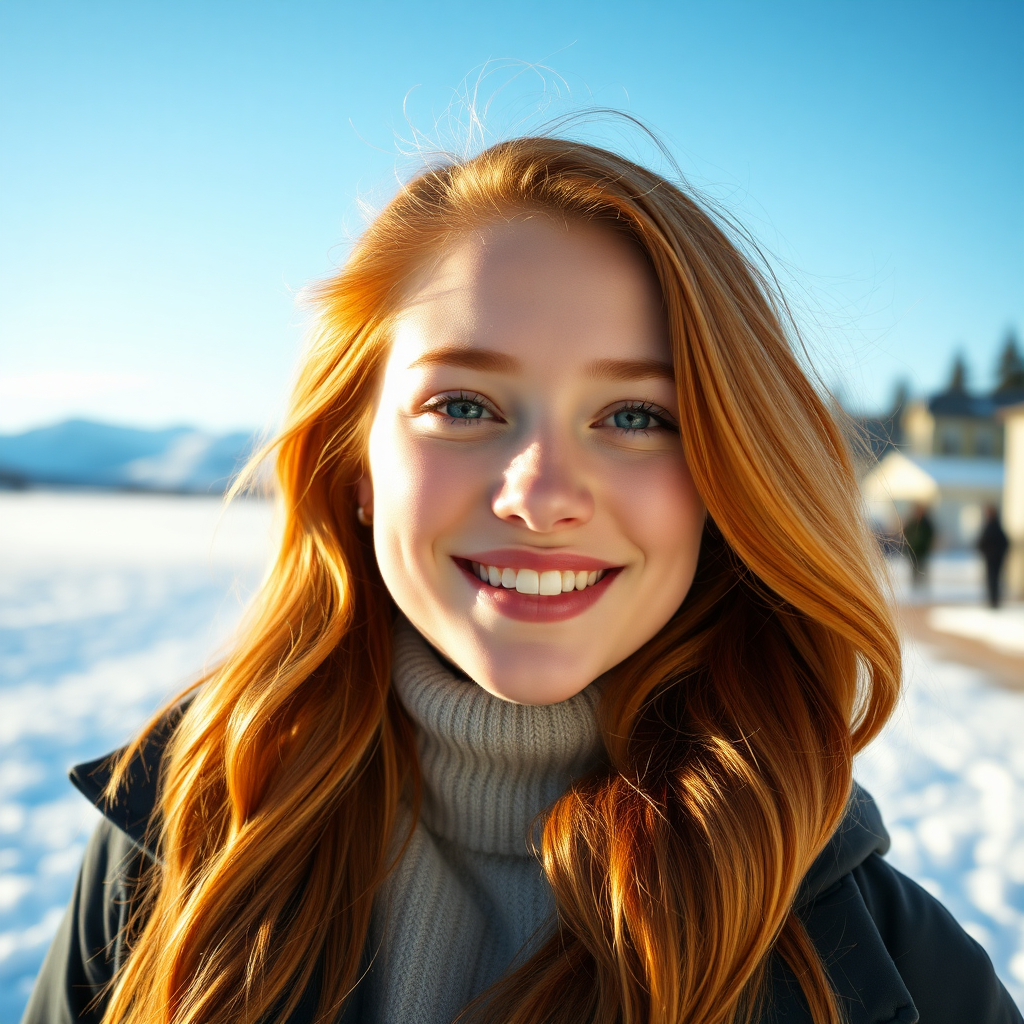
[
  {"x1": 0, "y1": 492, "x2": 275, "y2": 1021},
  {"x1": 855, "y1": 645, "x2": 1024, "y2": 998},
  {"x1": 1, "y1": 493, "x2": 1022, "y2": 1019},
  {"x1": 927, "y1": 605, "x2": 1024, "y2": 656},
  {"x1": 886, "y1": 550, "x2": 1024, "y2": 655}
]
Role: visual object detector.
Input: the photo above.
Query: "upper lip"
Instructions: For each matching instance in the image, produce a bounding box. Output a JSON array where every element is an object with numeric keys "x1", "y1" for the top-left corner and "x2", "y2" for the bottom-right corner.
[{"x1": 459, "y1": 548, "x2": 619, "y2": 573}]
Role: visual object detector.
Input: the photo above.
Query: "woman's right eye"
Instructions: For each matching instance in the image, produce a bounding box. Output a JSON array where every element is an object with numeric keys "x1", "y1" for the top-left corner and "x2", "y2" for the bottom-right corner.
[{"x1": 422, "y1": 393, "x2": 497, "y2": 424}]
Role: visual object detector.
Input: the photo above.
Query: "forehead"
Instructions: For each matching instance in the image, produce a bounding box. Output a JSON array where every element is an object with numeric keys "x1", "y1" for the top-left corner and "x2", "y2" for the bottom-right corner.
[{"x1": 392, "y1": 214, "x2": 669, "y2": 369}]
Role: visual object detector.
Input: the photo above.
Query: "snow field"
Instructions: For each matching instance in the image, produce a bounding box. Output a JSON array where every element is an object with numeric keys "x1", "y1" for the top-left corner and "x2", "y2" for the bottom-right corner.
[
  {"x1": 0, "y1": 493, "x2": 274, "y2": 1020},
  {"x1": 855, "y1": 643, "x2": 1024, "y2": 1001}
]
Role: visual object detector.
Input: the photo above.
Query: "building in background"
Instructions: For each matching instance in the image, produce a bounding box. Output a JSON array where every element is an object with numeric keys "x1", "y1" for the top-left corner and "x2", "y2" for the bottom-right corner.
[
  {"x1": 857, "y1": 332, "x2": 1024, "y2": 558},
  {"x1": 902, "y1": 338, "x2": 1024, "y2": 458}
]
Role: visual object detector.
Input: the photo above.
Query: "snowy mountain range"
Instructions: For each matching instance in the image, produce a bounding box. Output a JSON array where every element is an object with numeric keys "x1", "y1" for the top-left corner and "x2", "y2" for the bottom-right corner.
[{"x1": 0, "y1": 419, "x2": 259, "y2": 493}]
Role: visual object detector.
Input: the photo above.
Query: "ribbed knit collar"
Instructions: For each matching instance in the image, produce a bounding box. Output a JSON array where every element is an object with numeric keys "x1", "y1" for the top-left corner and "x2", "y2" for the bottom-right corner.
[{"x1": 391, "y1": 617, "x2": 605, "y2": 858}]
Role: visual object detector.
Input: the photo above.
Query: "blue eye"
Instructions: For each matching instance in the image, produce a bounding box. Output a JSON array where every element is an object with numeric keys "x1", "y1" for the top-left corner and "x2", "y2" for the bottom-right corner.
[
  {"x1": 444, "y1": 399, "x2": 486, "y2": 419},
  {"x1": 602, "y1": 402, "x2": 677, "y2": 435},
  {"x1": 424, "y1": 393, "x2": 495, "y2": 422},
  {"x1": 613, "y1": 408, "x2": 653, "y2": 430}
]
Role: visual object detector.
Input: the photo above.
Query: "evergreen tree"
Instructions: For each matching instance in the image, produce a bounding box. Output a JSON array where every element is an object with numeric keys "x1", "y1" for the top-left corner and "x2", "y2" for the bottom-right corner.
[
  {"x1": 947, "y1": 352, "x2": 968, "y2": 393},
  {"x1": 995, "y1": 329, "x2": 1024, "y2": 393}
]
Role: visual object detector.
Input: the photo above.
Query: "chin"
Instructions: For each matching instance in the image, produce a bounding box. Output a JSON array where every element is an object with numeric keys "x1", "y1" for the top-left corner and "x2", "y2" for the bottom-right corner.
[{"x1": 462, "y1": 641, "x2": 602, "y2": 706}]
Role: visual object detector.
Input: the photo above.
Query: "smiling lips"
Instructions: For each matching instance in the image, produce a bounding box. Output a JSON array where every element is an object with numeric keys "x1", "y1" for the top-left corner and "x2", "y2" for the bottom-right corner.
[
  {"x1": 455, "y1": 551, "x2": 620, "y2": 623},
  {"x1": 470, "y1": 562, "x2": 607, "y2": 594}
]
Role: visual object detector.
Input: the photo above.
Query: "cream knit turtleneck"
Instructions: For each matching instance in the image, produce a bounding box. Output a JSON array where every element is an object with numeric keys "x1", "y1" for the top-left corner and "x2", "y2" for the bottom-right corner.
[{"x1": 364, "y1": 618, "x2": 603, "y2": 1023}]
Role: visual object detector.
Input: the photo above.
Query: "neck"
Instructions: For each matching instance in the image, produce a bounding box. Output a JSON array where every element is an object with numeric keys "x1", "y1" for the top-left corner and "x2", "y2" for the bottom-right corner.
[{"x1": 390, "y1": 616, "x2": 605, "y2": 856}]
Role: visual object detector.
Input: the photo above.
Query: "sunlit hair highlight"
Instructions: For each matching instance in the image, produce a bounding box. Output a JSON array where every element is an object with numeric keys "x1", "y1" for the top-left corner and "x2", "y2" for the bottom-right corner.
[{"x1": 102, "y1": 136, "x2": 900, "y2": 1024}]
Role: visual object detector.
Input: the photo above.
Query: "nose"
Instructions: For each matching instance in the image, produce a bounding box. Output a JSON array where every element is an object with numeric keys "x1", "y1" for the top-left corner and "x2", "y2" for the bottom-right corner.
[{"x1": 491, "y1": 436, "x2": 595, "y2": 532}]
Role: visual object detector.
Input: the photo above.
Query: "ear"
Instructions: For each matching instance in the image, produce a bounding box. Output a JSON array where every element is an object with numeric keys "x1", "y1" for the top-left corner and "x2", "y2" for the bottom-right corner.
[{"x1": 356, "y1": 473, "x2": 373, "y2": 512}]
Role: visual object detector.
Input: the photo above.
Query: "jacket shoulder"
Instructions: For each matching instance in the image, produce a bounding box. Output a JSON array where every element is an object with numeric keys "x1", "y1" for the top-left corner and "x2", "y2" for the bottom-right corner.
[
  {"x1": 20, "y1": 818, "x2": 146, "y2": 1024},
  {"x1": 24, "y1": 702, "x2": 188, "y2": 1023},
  {"x1": 852, "y1": 853, "x2": 1022, "y2": 1024}
]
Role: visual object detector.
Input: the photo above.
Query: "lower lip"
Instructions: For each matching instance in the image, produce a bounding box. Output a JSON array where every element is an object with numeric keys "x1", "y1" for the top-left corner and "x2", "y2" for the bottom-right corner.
[{"x1": 454, "y1": 559, "x2": 621, "y2": 623}]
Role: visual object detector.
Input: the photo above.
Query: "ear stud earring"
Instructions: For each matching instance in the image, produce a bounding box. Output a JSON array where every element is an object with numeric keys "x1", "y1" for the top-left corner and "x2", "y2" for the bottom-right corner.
[{"x1": 356, "y1": 505, "x2": 373, "y2": 526}]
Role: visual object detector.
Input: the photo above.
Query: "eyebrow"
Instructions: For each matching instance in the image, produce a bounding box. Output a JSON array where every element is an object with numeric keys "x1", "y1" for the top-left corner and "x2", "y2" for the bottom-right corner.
[
  {"x1": 407, "y1": 349, "x2": 522, "y2": 373},
  {"x1": 408, "y1": 348, "x2": 675, "y2": 383},
  {"x1": 585, "y1": 357, "x2": 675, "y2": 383}
]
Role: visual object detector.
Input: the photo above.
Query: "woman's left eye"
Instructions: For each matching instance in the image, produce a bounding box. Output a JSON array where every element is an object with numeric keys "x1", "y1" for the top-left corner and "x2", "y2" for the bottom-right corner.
[
  {"x1": 600, "y1": 403, "x2": 676, "y2": 433},
  {"x1": 443, "y1": 399, "x2": 486, "y2": 419},
  {"x1": 613, "y1": 408, "x2": 654, "y2": 430}
]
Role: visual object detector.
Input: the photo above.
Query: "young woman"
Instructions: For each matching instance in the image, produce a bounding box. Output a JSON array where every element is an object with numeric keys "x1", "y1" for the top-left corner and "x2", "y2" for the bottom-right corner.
[{"x1": 25, "y1": 138, "x2": 1020, "y2": 1024}]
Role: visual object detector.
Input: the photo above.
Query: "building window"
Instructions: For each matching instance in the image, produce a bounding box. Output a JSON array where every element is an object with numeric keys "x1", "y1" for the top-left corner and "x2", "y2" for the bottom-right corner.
[{"x1": 938, "y1": 426, "x2": 962, "y2": 455}]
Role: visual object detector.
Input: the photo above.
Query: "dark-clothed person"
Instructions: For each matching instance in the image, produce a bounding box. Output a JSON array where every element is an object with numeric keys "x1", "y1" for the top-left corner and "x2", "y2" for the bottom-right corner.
[
  {"x1": 978, "y1": 506, "x2": 1011, "y2": 609},
  {"x1": 903, "y1": 504, "x2": 936, "y2": 588}
]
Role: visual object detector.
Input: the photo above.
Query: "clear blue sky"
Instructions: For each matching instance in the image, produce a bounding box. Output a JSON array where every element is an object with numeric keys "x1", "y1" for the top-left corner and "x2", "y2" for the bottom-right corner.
[{"x1": 1, "y1": 0, "x2": 1021, "y2": 433}]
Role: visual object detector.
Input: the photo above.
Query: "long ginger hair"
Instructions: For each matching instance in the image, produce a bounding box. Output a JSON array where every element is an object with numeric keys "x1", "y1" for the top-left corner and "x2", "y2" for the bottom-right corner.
[{"x1": 104, "y1": 137, "x2": 900, "y2": 1024}]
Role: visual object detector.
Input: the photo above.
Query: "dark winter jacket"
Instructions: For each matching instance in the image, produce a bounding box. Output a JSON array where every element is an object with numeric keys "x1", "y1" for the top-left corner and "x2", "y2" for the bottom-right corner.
[
  {"x1": 903, "y1": 513, "x2": 936, "y2": 563},
  {"x1": 979, "y1": 517, "x2": 1011, "y2": 565},
  {"x1": 22, "y1": 709, "x2": 1023, "y2": 1024}
]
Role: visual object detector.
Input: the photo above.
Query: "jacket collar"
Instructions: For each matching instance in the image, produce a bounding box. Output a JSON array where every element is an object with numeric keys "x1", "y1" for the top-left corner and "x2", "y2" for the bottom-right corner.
[
  {"x1": 796, "y1": 783, "x2": 890, "y2": 907},
  {"x1": 69, "y1": 700, "x2": 191, "y2": 862}
]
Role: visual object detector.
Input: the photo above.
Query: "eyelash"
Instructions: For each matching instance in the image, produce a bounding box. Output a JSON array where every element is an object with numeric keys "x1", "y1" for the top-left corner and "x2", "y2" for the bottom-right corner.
[{"x1": 420, "y1": 393, "x2": 678, "y2": 433}]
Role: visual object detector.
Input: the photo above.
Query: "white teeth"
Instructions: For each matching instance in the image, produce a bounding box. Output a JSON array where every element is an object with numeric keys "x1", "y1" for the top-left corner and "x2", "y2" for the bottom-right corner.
[
  {"x1": 473, "y1": 562, "x2": 612, "y2": 595},
  {"x1": 515, "y1": 568, "x2": 540, "y2": 594},
  {"x1": 539, "y1": 570, "x2": 562, "y2": 595}
]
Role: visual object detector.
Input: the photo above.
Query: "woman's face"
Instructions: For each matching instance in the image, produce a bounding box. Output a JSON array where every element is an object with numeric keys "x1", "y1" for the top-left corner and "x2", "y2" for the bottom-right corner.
[{"x1": 360, "y1": 213, "x2": 705, "y2": 704}]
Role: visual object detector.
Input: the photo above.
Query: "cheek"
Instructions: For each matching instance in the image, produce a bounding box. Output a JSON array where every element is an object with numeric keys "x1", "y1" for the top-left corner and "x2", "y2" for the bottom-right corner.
[
  {"x1": 610, "y1": 454, "x2": 705, "y2": 577},
  {"x1": 367, "y1": 423, "x2": 483, "y2": 572}
]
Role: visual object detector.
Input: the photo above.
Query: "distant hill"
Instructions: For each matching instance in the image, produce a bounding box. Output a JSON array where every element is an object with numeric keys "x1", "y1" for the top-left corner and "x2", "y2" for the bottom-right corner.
[{"x1": 0, "y1": 419, "x2": 260, "y2": 493}]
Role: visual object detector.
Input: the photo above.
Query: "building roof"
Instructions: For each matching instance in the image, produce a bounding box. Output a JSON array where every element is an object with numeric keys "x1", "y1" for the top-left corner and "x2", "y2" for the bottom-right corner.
[{"x1": 929, "y1": 389, "x2": 1024, "y2": 418}]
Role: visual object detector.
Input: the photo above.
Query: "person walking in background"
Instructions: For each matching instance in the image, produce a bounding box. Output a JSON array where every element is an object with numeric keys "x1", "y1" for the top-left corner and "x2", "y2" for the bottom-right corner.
[
  {"x1": 903, "y1": 503, "x2": 936, "y2": 589},
  {"x1": 978, "y1": 505, "x2": 1010, "y2": 609}
]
